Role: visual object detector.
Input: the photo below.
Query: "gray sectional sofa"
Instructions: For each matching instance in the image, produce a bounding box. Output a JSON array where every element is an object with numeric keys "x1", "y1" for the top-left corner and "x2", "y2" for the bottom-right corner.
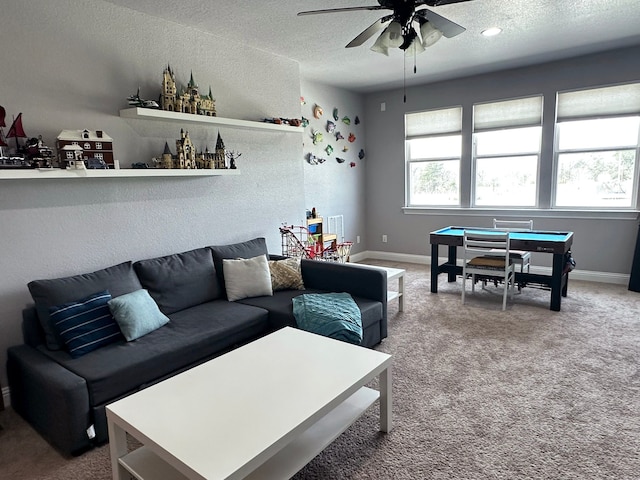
[{"x1": 6, "y1": 238, "x2": 387, "y2": 455}]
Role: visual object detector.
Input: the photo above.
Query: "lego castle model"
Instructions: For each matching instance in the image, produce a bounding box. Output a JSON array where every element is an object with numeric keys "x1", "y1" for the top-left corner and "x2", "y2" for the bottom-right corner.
[
  {"x1": 153, "y1": 129, "x2": 228, "y2": 169},
  {"x1": 160, "y1": 65, "x2": 216, "y2": 117}
]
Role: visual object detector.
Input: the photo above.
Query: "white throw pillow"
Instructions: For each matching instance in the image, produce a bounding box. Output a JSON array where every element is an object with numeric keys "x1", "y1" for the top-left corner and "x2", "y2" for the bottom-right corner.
[{"x1": 223, "y1": 254, "x2": 273, "y2": 301}]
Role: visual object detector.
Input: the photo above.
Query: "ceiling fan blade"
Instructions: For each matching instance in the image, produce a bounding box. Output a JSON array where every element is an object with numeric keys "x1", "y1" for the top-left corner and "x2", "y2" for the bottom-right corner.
[
  {"x1": 420, "y1": 9, "x2": 466, "y2": 38},
  {"x1": 346, "y1": 16, "x2": 391, "y2": 48},
  {"x1": 297, "y1": 6, "x2": 385, "y2": 16}
]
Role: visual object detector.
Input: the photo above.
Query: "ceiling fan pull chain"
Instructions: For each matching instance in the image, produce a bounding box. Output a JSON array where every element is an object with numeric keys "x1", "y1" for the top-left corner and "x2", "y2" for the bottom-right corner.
[{"x1": 403, "y1": 54, "x2": 407, "y2": 103}]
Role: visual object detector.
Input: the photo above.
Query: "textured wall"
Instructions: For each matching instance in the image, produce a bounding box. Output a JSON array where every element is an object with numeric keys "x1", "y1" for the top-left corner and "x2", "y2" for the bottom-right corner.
[
  {"x1": 364, "y1": 46, "x2": 640, "y2": 274},
  {"x1": 0, "y1": 0, "x2": 307, "y2": 387},
  {"x1": 300, "y1": 80, "x2": 367, "y2": 253}
]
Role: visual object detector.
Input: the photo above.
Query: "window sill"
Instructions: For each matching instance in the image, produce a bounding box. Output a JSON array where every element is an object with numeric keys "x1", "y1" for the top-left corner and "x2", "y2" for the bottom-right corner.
[{"x1": 402, "y1": 206, "x2": 640, "y2": 221}]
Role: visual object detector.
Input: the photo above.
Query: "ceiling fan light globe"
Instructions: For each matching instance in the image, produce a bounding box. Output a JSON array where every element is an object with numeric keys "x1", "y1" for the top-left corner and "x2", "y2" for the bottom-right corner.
[
  {"x1": 386, "y1": 21, "x2": 403, "y2": 48},
  {"x1": 420, "y1": 21, "x2": 443, "y2": 47},
  {"x1": 370, "y1": 32, "x2": 390, "y2": 55}
]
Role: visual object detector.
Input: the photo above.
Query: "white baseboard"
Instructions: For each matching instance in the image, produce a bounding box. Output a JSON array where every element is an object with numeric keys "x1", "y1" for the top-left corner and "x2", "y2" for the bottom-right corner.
[{"x1": 354, "y1": 250, "x2": 631, "y2": 286}]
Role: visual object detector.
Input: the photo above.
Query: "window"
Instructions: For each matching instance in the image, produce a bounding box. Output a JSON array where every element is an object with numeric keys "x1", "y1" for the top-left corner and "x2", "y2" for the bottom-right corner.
[
  {"x1": 95, "y1": 142, "x2": 102, "y2": 150},
  {"x1": 554, "y1": 83, "x2": 640, "y2": 208},
  {"x1": 404, "y1": 83, "x2": 640, "y2": 212},
  {"x1": 472, "y1": 96, "x2": 542, "y2": 207},
  {"x1": 405, "y1": 106, "x2": 462, "y2": 206}
]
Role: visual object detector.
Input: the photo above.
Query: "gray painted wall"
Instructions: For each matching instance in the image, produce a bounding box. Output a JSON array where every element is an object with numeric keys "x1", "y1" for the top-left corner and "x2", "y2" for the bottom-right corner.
[
  {"x1": 300, "y1": 80, "x2": 367, "y2": 253},
  {"x1": 0, "y1": 1, "x2": 362, "y2": 388},
  {"x1": 364, "y1": 46, "x2": 640, "y2": 274}
]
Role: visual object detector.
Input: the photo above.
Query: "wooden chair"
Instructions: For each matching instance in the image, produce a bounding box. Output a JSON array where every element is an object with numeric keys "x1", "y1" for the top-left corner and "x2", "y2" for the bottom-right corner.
[
  {"x1": 492, "y1": 219, "x2": 533, "y2": 273},
  {"x1": 462, "y1": 230, "x2": 515, "y2": 311}
]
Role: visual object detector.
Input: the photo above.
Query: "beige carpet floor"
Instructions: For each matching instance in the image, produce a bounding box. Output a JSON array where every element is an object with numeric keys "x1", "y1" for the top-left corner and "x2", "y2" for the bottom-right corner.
[{"x1": 1, "y1": 261, "x2": 639, "y2": 479}]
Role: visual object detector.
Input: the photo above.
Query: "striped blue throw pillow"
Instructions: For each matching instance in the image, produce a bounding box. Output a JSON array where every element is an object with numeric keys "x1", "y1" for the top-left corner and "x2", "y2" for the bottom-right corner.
[{"x1": 49, "y1": 290, "x2": 123, "y2": 358}]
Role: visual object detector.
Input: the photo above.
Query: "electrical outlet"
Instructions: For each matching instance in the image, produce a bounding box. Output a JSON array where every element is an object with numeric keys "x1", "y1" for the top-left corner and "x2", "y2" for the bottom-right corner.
[
  {"x1": 356, "y1": 235, "x2": 361, "y2": 244},
  {"x1": 380, "y1": 102, "x2": 386, "y2": 112},
  {"x1": 382, "y1": 234, "x2": 388, "y2": 243}
]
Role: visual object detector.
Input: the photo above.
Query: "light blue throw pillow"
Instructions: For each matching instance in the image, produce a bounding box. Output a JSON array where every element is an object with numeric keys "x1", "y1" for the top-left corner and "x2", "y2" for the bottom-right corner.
[{"x1": 108, "y1": 289, "x2": 170, "y2": 341}]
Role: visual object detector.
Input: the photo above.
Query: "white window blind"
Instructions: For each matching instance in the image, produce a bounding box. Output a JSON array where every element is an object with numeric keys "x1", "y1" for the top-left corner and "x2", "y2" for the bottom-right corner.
[
  {"x1": 473, "y1": 96, "x2": 543, "y2": 131},
  {"x1": 406, "y1": 106, "x2": 462, "y2": 138},
  {"x1": 557, "y1": 82, "x2": 640, "y2": 121}
]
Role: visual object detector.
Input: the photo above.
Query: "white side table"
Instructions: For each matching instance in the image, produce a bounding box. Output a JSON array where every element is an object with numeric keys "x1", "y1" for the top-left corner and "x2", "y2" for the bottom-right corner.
[{"x1": 359, "y1": 265, "x2": 405, "y2": 312}]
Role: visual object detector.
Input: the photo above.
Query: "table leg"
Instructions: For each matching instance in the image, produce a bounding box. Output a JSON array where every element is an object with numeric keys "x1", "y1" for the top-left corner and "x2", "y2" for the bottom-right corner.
[
  {"x1": 107, "y1": 418, "x2": 129, "y2": 480},
  {"x1": 550, "y1": 253, "x2": 563, "y2": 311},
  {"x1": 430, "y1": 243, "x2": 439, "y2": 293},
  {"x1": 379, "y1": 366, "x2": 392, "y2": 433},
  {"x1": 398, "y1": 274, "x2": 404, "y2": 312},
  {"x1": 447, "y1": 246, "x2": 457, "y2": 282}
]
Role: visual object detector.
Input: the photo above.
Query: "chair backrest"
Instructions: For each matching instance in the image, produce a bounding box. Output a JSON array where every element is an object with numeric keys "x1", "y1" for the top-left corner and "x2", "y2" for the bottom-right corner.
[
  {"x1": 464, "y1": 231, "x2": 511, "y2": 260},
  {"x1": 493, "y1": 218, "x2": 533, "y2": 231}
]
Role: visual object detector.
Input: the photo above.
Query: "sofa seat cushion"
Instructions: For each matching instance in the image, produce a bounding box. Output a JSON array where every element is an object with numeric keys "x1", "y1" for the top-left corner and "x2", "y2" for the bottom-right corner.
[
  {"x1": 237, "y1": 288, "x2": 382, "y2": 334},
  {"x1": 38, "y1": 300, "x2": 269, "y2": 406},
  {"x1": 134, "y1": 248, "x2": 222, "y2": 315}
]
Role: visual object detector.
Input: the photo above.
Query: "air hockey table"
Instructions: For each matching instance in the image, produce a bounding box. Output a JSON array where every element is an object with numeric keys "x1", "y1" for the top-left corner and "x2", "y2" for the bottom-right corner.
[{"x1": 430, "y1": 226, "x2": 574, "y2": 311}]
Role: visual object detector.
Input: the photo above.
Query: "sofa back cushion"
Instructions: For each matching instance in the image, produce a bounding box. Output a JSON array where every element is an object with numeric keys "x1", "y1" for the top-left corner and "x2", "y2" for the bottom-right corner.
[
  {"x1": 22, "y1": 307, "x2": 46, "y2": 347},
  {"x1": 133, "y1": 247, "x2": 222, "y2": 314},
  {"x1": 209, "y1": 238, "x2": 269, "y2": 297},
  {"x1": 28, "y1": 262, "x2": 143, "y2": 350}
]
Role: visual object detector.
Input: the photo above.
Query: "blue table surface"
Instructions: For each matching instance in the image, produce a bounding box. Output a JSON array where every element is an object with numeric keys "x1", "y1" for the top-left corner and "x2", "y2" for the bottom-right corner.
[{"x1": 431, "y1": 226, "x2": 573, "y2": 243}]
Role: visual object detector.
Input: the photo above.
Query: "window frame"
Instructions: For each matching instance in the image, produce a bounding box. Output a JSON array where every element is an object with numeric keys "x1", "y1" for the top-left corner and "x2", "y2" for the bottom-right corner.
[
  {"x1": 405, "y1": 106, "x2": 463, "y2": 207},
  {"x1": 406, "y1": 135, "x2": 462, "y2": 207},
  {"x1": 471, "y1": 95, "x2": 543, "y2": 208},
  {"x1": 402, "y1": 82, "x2": 640, "y2": 215},
  {"x1": 552, "y1": 118, "x2": 640, "y2": 209},
  {"x1": 552, "y1": 83, "x2": 640, "y2": 210}
]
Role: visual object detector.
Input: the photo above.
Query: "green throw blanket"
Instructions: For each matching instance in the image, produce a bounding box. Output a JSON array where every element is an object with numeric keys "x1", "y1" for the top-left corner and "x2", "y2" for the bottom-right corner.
[{"x1": 292, "y1": 292, "x2": 363, "y2": 345}]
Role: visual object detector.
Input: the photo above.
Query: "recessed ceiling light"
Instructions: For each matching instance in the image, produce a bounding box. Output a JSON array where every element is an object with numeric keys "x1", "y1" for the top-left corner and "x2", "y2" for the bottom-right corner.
[{"x1": 481, "y1": 27, "x2": 502, "y2": 37}]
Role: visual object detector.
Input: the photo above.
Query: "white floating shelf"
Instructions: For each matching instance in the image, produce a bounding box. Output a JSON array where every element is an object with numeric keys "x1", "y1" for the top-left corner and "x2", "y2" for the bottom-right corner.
[
  {"x1": 119, "y1": 107, "x2": 304, "y2": 133},
  {"x1": 0, "y1": 168, "x2": 239, "y2": 180}
]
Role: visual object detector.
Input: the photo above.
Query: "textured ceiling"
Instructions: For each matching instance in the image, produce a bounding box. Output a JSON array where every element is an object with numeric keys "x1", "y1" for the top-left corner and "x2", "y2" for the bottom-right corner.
[{"x1": 103, "y1": 0, "x2": 640, "y2": 92}]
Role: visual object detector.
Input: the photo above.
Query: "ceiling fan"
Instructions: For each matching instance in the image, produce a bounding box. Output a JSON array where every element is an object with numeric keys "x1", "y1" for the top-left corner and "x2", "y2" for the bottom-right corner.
[{"x1": 298, "y1": 0, "x2": 474, "y2": 56}]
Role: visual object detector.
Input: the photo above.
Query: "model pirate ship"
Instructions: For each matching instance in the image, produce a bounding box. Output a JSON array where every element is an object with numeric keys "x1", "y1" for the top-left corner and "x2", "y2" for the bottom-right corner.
[{"x1": 0, "y1": 107, "x2": 54, "y2": 168}]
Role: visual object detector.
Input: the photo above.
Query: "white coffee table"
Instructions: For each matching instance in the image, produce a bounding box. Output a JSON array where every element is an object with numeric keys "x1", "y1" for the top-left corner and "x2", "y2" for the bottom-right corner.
[{"x1": 106, "y1": 327, "x2": 392, "y2": 480}]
